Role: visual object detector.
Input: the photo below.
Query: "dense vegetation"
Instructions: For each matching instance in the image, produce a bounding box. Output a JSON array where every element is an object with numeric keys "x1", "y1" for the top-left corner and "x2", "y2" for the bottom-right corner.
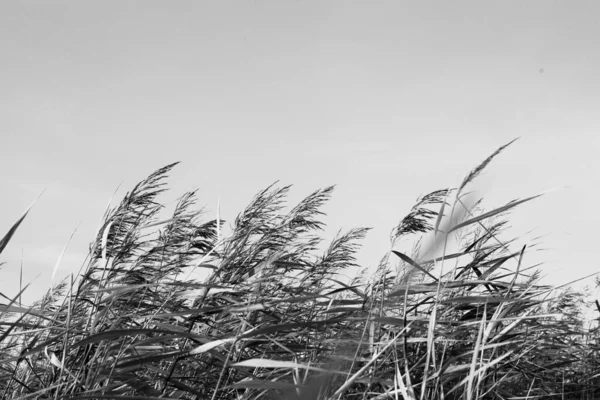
[{"x1": 1, "y1": 141, "x2": 598, "y2": 399}]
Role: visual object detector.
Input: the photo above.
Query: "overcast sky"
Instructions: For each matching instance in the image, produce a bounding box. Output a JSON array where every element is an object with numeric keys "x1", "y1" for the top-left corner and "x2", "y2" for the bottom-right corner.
[{"x1": 1, "y1": 1, "x2": 599, "y2": 305}]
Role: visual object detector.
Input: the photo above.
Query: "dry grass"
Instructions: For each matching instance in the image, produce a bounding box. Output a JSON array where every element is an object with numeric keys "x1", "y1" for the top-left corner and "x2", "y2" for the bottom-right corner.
[{"x1": 1, "y1": 140, "x2": 598, "y2": 399}]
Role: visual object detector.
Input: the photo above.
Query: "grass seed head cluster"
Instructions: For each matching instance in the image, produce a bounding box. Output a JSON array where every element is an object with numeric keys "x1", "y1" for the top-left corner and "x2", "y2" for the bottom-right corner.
[{"x1": 1, "y1": 140, "x2": 598, "y2": 400}]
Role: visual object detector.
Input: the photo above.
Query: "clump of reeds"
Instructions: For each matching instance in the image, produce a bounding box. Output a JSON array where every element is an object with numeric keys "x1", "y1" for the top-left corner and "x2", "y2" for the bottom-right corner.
[{"x1": 1, "y1": 140, "x2": 598, "y2": 400}]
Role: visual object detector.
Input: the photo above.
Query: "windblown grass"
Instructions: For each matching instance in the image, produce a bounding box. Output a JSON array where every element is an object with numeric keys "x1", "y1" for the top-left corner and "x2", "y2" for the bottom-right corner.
[{"x1": 1, "y1": 141, "x2": 598, "y2": 399}]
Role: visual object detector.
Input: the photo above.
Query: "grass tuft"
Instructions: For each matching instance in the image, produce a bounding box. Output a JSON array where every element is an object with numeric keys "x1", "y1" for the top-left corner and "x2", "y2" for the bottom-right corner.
[{"x1": 1, "y1": 147, "x2": 598, "y2": 399}]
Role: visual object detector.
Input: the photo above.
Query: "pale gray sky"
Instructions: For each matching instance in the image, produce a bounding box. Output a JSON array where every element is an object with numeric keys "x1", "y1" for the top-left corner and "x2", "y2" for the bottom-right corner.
[{"x1": 1, "y1": 1, "x2": 599, "y2": 303}]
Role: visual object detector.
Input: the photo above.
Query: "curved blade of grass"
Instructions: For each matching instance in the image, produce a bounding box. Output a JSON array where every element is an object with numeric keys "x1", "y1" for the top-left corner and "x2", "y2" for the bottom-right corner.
[
  {"x1": 447, "y1": 192, "x2": 547, "y2": 235},
  {"x1": 51, "y1": 222, "x2": 80, "y2": 291},
  {"x1": 239, "y1": 316, "x2": 346, "y2": 339},
  {"x1": 189, "y1": 338, "x2": 235, "y2": 355},
  {"x1": 392, "y1": 251, "x2": 438, "y2": 282},
  {"x1": 225, "y1": 379, "x2": 306, "y2": 390},
  {"x1": 434, "y1": 189, "x2": 451, "y2": 236},
  {"x1": 441, "y1": 296, "x2": 530, "y2": 304},
  {"x1": 114, "y1": 350, "x2": 187, "y2": 369},
  {"x1": 0, "y1": 191, "x2": 44, "y2": 255},
  {"x1": 233, "y1": 359, "x2": 343, "y2": 374},
  {"x1": 70, "y1": 329, "x2": 205, "y2": 348},
  {"x1": 88, "y1": 282, "x2": 229, "y2": 294},
  {"x1": 61, "y1": 396, "x2": 179, "y2": 400},
  {"x1": 0, "y1": 304, "x2": 47, "y2": 316}
]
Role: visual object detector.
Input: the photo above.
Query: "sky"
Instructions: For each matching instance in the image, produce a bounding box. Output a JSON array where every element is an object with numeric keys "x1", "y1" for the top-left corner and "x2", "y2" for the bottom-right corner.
[{"x1": 1, "y1": 1, "x2": 599, "y2": 307}]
